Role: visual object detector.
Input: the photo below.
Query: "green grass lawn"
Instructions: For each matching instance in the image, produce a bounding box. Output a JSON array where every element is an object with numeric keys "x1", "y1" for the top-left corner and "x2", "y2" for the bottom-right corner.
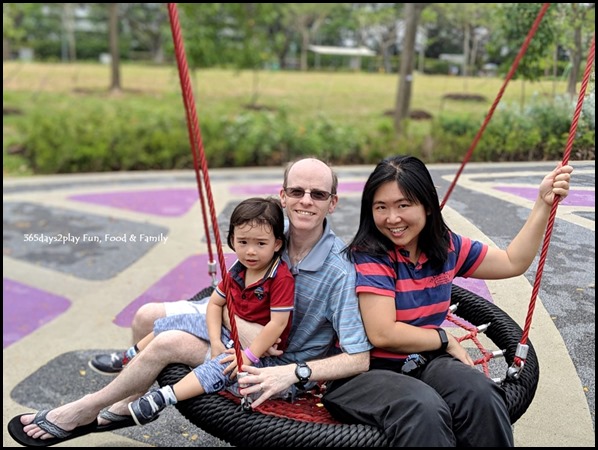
[
  {"x1": 3, "y1": 61, "x2": 571, "y2": 176},
  {"x1": 3, "y1": 62, "x2": 569, "y2": 123}
]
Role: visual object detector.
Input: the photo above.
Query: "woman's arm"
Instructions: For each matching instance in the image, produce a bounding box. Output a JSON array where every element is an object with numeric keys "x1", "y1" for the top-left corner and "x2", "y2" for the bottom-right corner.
[{"x1": 359, "y1": 293, "x2": 473, "y2": 365}]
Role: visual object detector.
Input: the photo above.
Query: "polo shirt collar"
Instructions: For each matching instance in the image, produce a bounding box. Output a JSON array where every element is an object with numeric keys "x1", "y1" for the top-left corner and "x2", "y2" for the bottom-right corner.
[
  {"x1": 229, "y1": 255, "x2": 283, "y2": 287},
  {"x1": 282, "y1": 218, "x2": 335, "y2": 273}
]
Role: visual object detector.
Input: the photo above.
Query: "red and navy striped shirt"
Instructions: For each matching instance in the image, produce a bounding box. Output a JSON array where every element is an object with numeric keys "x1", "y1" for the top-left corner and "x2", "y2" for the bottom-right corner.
[{"x1": 353, "y1": 231, "x2": 487, "y2": 361}]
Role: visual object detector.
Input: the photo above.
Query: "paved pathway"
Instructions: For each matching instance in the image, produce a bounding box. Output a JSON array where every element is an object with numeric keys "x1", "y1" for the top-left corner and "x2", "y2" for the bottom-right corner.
[{"x1": 3, "y1": 162, "x2": 595, "y2": 447}]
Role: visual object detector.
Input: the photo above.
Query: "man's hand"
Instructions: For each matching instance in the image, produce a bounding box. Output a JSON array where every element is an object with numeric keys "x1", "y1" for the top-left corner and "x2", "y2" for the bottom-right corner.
[{"x1": 236, "y1": 364, "x2": 296, "y2": 409}]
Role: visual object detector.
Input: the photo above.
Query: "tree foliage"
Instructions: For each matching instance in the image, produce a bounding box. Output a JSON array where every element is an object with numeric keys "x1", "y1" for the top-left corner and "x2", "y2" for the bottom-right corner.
[{"x1": 495, "y1": 3, "x2": 557, "y2": 82}]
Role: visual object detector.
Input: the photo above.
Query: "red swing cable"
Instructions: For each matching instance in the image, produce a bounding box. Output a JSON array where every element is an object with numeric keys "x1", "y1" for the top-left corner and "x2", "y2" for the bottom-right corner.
[
  {"x1": 509, "y1": 33, "x2": 595, "y2": 378},
  {"x1": 437, "y1": 3, "x2": 551, "y2": 375},
  {"x1": 166, "y1": 4, "x2": 216, "y2": 286},
  {"x1": 167, "y1": 3, "x2": 244, "y2": 367},
  {"x1": 437, "y1": 3, "x2": 593, "y2": 379},
  {"x1": 440, "y1": 3, "x2": 551, "y2": 210}
]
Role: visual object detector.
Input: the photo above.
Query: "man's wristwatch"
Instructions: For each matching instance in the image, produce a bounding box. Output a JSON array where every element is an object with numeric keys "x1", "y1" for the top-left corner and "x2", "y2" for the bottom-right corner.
[
  {"x1": 436, "y1": 328, "x2": 449, "y2": 352},
  {"x1": 294, "y1": 362, "x2": 312, "y2": 388}
]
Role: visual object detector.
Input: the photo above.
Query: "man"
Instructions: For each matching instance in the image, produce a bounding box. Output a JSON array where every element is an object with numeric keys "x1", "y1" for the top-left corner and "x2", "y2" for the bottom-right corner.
[{"x1": 9, "y1": 158, "x2": 372, "y2": 446}]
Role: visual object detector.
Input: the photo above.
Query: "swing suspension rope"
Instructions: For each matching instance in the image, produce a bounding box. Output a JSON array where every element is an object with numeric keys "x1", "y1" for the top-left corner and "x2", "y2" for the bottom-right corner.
[
  {"x1": 439, "y1": 3, "x2": 551, "y2": 211},
  {"x1": 510, "y1": 32, "x2": 595, "y2": 377},
  {"x1": 167, "y1": 3, "x2": 245, "y2": 370},
  {"x1": 439, "y1": 2, "x2": 553, "y2": 375},
  {"x1": 437, "y1": 2, "x2": 595, "y2": 379},
  {"x1": 167, "y1": 8, "x2": 215, "y2": 285}
]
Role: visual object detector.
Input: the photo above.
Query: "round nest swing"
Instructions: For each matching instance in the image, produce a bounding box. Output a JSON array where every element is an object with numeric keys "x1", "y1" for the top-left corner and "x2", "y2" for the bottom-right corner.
[{"x1": 157, "y1": 284, "x2": 539, "y2": 447}]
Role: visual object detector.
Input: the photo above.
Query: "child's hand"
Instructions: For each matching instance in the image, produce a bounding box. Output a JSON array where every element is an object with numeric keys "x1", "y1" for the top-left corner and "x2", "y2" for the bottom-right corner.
[
  {"x1": 225, "y1": 358, "x2": 239, "y2": 379},
  {"x1": 210, "y1": 342, "x2": 227, "y2": 360},
  {"x1": 264, "y1": 338, "x2": 284, "y2": 357},
  {"x1": 221, "y1": 349, "x2": 251, "y2": 379}
]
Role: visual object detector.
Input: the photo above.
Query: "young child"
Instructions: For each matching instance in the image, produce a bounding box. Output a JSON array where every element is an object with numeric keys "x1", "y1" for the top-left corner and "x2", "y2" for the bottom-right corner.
[{"x1": 126, "y1": 196, "x2": 294, "y2": 425}]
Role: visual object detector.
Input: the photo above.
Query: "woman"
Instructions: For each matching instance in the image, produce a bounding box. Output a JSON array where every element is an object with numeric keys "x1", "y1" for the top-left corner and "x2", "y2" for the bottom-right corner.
[{"x1": 323, "y1": 155, "x2": 572, "y2": 447}]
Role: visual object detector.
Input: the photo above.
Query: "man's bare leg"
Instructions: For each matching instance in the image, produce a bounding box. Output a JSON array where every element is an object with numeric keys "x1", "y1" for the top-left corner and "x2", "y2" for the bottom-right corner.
[
  {"x1": 90, "y1": 300, "x2": 207, "y2": 375},
  {"x1": 131, "y1": 302, "x2": 168, "y2": 343},
  {"x1": 20, "y1": 330, "x2": 208, "y2": 440}
]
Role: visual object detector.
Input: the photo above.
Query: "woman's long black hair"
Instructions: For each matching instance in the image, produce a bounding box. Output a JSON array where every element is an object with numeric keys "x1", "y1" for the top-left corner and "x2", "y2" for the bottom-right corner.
[{"x1": 345, "y1": 155, "x2": 451, "y2": 269}]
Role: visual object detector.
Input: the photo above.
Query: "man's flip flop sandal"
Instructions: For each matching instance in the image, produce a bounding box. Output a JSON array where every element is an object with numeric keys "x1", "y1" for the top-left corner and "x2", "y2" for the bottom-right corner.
[{"x1": 7, "y1": 410, "x2": 98, "y2": 447}]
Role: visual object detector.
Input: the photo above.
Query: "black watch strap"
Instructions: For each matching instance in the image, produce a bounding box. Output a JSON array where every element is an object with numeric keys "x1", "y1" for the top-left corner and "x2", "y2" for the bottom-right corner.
[
  {"x1": 294, "y1": 362, "x2": 311, "y2": 388},
  {"x1": 436, "y1": 328, "x2": 449, "y2": 352}
]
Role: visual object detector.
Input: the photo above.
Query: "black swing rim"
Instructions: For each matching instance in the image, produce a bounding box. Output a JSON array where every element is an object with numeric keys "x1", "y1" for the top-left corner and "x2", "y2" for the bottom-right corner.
[{"x1": 157, "y1": 284, "x2": 539, "y2": 447}]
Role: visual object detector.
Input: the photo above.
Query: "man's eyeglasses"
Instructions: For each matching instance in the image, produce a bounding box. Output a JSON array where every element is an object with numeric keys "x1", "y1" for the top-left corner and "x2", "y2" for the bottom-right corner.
[{"x1": 284, "y1": 187, "x2": 333, "y2": 201}]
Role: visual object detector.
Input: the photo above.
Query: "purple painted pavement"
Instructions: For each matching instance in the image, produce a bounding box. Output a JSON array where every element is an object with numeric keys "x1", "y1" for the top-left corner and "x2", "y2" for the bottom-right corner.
[
  {"x1": 337, "y1": 181, "x2": 367, "y2": 193},
  {"x1": 66, "y1": 181, "x2": 369, "y2": 216},
  {"x1": 69, "y1": 188, "x2": 198, "y2": 217},
  {"x1": 494, "y1": 187, "x2": 594, "y2": 207},
  {"x1": 229, "y1": 181, "x2": 366, "y2": 196},
  {"x1": 230, "y1": 183, "x2": 594, "y2": 208},
  {"x1": 3, "y1": 279, "x2": 71, "y2": 349},
  {"x1": 113, "y1": 252, "x2": 236, "y2": 327},
  {"x1": 78, "y1": 182, "x2": 496, "y2": 329},
  {"x1": 112, "y1": 258, "x2": 492, "y2": 329},
  {"x1": 447, "y1": 278, "x2": 492, "y2": 328},
  {"x1": 229, "y1": 184, "x2": 280, "y2": 196},
  {"x1": 454, "y1": 277, "x2": 491, "y2": 301}
]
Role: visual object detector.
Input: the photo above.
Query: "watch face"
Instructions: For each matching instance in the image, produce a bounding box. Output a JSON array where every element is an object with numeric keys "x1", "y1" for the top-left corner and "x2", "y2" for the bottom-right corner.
[
  {"x1": 295, "y1": 363, "x2": 311, "y2": 383},
  {"x1": 297, "y1": 366, "x2": 310, "y2": 378}
]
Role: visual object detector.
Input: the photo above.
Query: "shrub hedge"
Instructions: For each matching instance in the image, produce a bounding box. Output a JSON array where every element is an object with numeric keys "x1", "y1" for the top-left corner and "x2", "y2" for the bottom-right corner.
[{"x1": 9, "y1": 91, "x2": 596, "y2": 173}]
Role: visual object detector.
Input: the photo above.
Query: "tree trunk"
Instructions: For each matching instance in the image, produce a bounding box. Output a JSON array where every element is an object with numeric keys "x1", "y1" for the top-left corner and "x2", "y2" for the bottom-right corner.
[
  {"x1": 567, "y1": 25, "x2": 582, "y2": 99},
  {"x1": 3, "y1": 38, "x2": 11, "y2": 61},
  {"x1": 63, "y1": 3, "x2": 77, "y2": 61},
  {"x1": 277, "y1": 35, "x2": 291, "y2": 70},
  {"x1": 109, "y1": 3, "x2": 121, "y2": 92},
  {"x1": 153, "y1": 39, "x2": 165, "y2": 64},
  {"x1": 394, "y1": 3, "x2": 428, "y2": 135},
  {"x1": 300, "y1": 30, "x2": 309, "y2": 71},
  {"x1": 552, "y1": 43, "x2": 558, "y2": 98},
  {"x1": 462, "y1": 25, "x2": 470, "y2": 78}
]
